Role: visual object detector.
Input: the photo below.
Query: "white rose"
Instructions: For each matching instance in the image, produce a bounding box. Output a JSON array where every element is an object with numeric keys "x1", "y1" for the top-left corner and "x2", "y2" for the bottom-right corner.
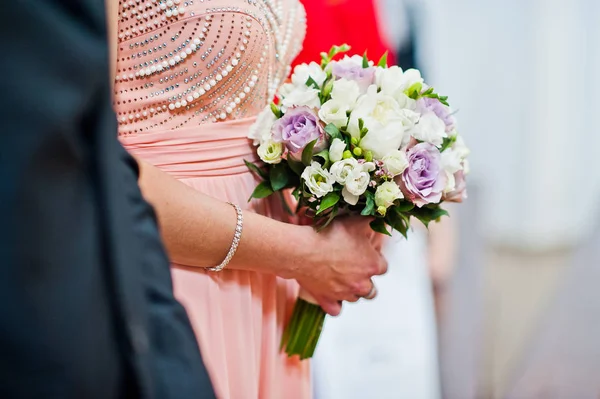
[
  {"x1": 281, "y1": 85, "x2": 321, "y2": 109},
  {"x1": 375, "y1": 181, "x2": 404, "y2": 209},
  {"x1": 329, "y1": 138, "x2": 347, "y2": 163},
  {"x1": 395, "y1": 92, "x2": 417, "y2": 111},
  {"x1": 375, "y1": 66, "x2": 424, "y2": 99},
  {"x1": 319, "y1": 100, "x2": 350, "y2": 129},
  {"x1": 248, "y1": 106, "x2": 276, "y2": 145},
  {"x1": 257, "y1": 140, "x2": 283, "y2": 164},
  {"x1": 345, "y1": 87, "x2": 415, "y2": 159},
  {"x1": 452, "y1": 135, "x2": 470, "y2": 159},
  {"x1": 301, "y1": 162, "x2": 335, "y2": 198},
  {"x1": 330, "y1": 158, "x2": 358, "y2": 184},
  {"x1": 410, "y1": 112, "x2": 447, "y2": 147},
  {"x1": 291, "y1": 62, "x2": 327, "y2": 88},
  {"x1": 382, "y1": 149, "x2": 409, "y2": 176},
  {"x1": 342, "y1": 167, "x2": 371, "y2": 205},
  {"x1": 330, "y1": 78, "x2": 361, "y2": 109},
  {"x1": 443, "y1": 170, "x2": 457, "y2": 194}
]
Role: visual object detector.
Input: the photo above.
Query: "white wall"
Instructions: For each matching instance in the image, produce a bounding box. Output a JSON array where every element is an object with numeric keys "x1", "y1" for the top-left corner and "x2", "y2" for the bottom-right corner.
[{"x1": 406, "y1": 0, "x2": 600, "y2": 250}]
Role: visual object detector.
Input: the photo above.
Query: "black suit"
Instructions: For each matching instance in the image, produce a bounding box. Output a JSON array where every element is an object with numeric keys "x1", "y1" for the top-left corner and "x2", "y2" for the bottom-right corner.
[{"x1": 0, "y1": 1, "x2": 214, "y2": 398}]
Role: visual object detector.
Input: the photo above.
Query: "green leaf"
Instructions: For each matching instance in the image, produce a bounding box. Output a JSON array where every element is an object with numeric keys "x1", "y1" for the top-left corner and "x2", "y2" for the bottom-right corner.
[
  {"x1": 291, "y1": 186, "x2": 301, "y2": 201},
  {"x1": 412, "y1": 206, "x2": 449, "y2": 227},
  {"x1": 360, "y1": 127, "x2": 369, "y2": 139},
  {"x1": 278, "y1": 191, "x2": 294, "y2": 216},
  {"x1": 316, "y1": 205, "x2": 339, "y2": 232},
  {"x1": 305, "y1": 76, "x2": 320, "y2": 90},
  {"x1": 362, "y1": 52, "x2": 369, "y2": 68},
  {"x1": 406, "y1": 82, "x2": 423, "y2": 100},
  {"x1": 324, "y1": 123, "x2": 342, "y2": 141},
  {"x1": 287, "y1": 158, "x2": 305, "y2": 176},
  {"x1": 358, "y1": 118, "x2": 365, "y2": 132},
  {"x1": 386, "y1": 207, "x2": 409, "y2": 238},
  {"x1": 302, "y1": 139, "x2": 317, "y2": 166},
  {"x1": 396, "y1": 201, "x2": 415, "y2": 213},
  {"x1": 377, "y1": 51, "x2": 388, "y2": 68},
  {"x1": 316, "y1": 192, "x2": 340, "y2": 215},
  {"x1": 244, "y1": 159, "x2": 268, "y2": 180},
  {"x1": 370, "y1": 218, "x2": 392, "y2": 236},
  {"x1": 270, "y1": 102, "x2": 283, "y2": 118},
  {"x1": 270, "y1": 163, "x2": 291, "y2": 191},
  {"x1": 361, "y1": 191, "x2": 375, "y2": 216},
  {"x1": 314, "y1": 150, "x2": 330, "y2": 168},
  {"x1": 248, "y1": 181, "x2": 274, "y2": 201},
  {"x1": 440, "y1": 135, "x2": 457, "y2": 152}
]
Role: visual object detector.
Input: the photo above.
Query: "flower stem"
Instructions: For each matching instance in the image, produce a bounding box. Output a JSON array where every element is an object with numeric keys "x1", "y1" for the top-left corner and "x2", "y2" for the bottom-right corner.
[{"x1": 281, "y1": 298, "x2": 326, "y2": 359}]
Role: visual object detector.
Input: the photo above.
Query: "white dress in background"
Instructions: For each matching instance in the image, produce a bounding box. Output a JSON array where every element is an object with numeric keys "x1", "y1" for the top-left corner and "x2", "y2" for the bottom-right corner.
[{"x1": 312, "y1": 230, "x2": 441, "y2": 399}]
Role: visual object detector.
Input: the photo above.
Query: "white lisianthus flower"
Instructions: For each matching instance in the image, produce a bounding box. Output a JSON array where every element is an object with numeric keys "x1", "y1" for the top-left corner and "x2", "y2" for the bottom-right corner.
[
  {"x1": 382, "y1": 149, "x2": 409, "y2": 176},
  {"x1": 291, "y1": 61, "x2": 327, "y2": 88},
  {"x1": 410, "y1": 112, "x2": 447, "y2": 147},
  {"x1": 330, "y1": 158, "x2": 359, "y2": 184},
  {"x1": 257, "y1": 140, "x2": 283, "y2": 164},
  {"x1": 440, "y1": 135, "x2": 471, "y2": 192},
  {"x1": 248, "y1": 106, "x2": 276, "y2": 145},
  {"x1": 319, "y1": 99, "x2": 350, "y2": 129},
  {"x1": 375, "y1": 181, "x2": 404, "y2": 209},
  {"x1": 329, "y1": 138, "x2": 347, "y2": 163},
  {"x1": 301, "y1": 162, "x2": 335, "y2": 198},
  {"x1": 342, "y1": 167, "x2": 371, "y2": 205},
  {"x1": 330, "y1": 78, "x2": 361, "y2": 109},
  {"x1": 281, "y1": 85, "x2": 321, "y2": 109}
]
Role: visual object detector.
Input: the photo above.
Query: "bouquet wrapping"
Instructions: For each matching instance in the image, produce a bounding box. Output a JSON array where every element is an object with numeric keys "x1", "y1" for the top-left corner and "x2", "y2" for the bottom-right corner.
[{"x1": 246, "y1": 45, "x2": 469, "y2": 359}]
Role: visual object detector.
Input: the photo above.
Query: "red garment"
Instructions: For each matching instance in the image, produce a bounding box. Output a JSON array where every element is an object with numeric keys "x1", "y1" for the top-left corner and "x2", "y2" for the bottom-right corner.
[{"x1": 294, "y1": 0, "x2": 395, "y2": 67}]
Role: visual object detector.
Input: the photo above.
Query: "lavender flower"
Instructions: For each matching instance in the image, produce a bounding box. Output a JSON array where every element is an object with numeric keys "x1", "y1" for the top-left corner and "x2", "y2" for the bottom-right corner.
[
  {"x1": 331, "y1": 59, "x2": 375, "y2": 93},
  {"x1": 272, "y1": 106, "x2": 326, "y2": 156},
  {"x1": 399, "y1": 143, "x2": 447, "y2": 207}
]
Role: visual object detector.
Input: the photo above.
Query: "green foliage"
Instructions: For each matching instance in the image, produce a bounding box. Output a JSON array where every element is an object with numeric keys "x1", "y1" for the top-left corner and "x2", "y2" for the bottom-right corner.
[
  {"x1": 270, "y1": 102, "x2": 283, "y2": 118},
  {"x1": 305, "y1": 76, "x2": 320, "y2": 90},
  {"x1": 248, "y1": 181, "x2": 274, "y2": 201},
  {"x1": 361, "y1": 191, "x2": 376, "y2": 216},
  {"x1": 244, "y1": 159, "x2": 267, "y2": 180},
  {"x1": 412, "y1": 205, "x2": 449, "y2": 228},
  {"x1": 314, "y1": 150, "x2": 330, "y2": 168},
  {"x1": 377, "y1": 51, "x2": 388, "y2": 68},
  {"x1": 370, "y1": 218, "x2": 392, "y2": 236},
  {"x1": 269, "y1": 163, "x2": 291, "y2": 191},
  {"x1": 302, "y1": 140, "x2": 317, "y2": 166},
  {"x1": 362, "y1": 52, "x2": 369, "y2": 68},
  {"x1": 324, "y1": 123, "x2": 342, "y2": 141},
  {"x1": 316, "y1": 192, "x2": 340, "y2": 215}
]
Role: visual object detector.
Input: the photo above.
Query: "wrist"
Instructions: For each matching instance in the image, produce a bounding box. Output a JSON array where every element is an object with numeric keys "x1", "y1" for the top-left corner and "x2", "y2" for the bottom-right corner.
[{"x1": 275, "y1": 224, "x2": 319, "y2": 280}]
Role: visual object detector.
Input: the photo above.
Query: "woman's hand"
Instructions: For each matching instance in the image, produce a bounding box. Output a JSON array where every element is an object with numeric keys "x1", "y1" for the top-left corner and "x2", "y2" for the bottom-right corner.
[{"x1": 287, "y1": 217, "x2": 388, "y2": 316}]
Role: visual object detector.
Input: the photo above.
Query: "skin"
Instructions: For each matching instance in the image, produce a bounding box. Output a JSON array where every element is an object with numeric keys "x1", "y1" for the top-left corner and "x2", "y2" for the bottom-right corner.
[{"x1": 105, "y1": 0, "x2": 387, "y2": 316}]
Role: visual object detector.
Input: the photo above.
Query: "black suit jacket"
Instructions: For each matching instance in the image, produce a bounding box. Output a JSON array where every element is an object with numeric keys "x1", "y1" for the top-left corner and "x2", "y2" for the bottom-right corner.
[{"x1": 0, "y1": 1, "x2": 214, "y2": 398}]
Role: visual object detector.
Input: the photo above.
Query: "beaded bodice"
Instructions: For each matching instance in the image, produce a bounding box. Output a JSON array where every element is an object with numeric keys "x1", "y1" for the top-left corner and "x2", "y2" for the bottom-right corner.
[{"x1": 114, "y1": 0, "x2": 306, "y2": 136}]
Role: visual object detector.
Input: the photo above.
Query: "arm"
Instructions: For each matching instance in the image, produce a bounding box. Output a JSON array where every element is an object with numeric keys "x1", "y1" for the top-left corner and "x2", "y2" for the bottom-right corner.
[{"x1": 136, "y1": 158, "x2": 314, "y2": 277}]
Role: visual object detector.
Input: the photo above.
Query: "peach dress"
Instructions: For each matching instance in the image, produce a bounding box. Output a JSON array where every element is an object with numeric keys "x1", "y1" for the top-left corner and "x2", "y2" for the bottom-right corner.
[{"x1": 113, "y1": 1, "x2": 309, "y2": 398}]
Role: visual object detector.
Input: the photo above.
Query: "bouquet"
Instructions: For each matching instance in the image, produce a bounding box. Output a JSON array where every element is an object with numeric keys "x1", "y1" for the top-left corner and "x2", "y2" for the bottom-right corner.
[{"x1": 246, "y1": 45, "x2": 469, "y2": 359}]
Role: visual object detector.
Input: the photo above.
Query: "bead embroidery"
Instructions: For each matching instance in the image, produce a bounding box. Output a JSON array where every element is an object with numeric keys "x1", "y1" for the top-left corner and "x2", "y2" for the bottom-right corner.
[{"x1": 114, "y1": 0, "x2": 306, "y2": 135}]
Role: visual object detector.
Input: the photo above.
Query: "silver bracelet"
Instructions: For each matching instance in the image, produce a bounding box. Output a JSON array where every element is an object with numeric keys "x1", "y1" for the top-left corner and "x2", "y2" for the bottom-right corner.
[{"x1": 206, "y1": 203, "x2": 243, "y2": 272}]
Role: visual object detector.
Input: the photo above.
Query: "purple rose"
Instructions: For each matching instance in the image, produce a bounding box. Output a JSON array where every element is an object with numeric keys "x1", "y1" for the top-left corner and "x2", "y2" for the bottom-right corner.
[
  {"x1": 272, "y1": 106, "x2": 326, "y2": 156},
  {"x1": 417, "y1": 97, "x2": 456, "y2": 133},
  {"x1": 331, "y1": 59, "x2": 375, "y2": 93},
  {"x1": 443, "y1": 170, "x2": 468, "y2": 203},
  {"x1": 399, "y1": 142, "x2": 447, "y2": 207}
]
